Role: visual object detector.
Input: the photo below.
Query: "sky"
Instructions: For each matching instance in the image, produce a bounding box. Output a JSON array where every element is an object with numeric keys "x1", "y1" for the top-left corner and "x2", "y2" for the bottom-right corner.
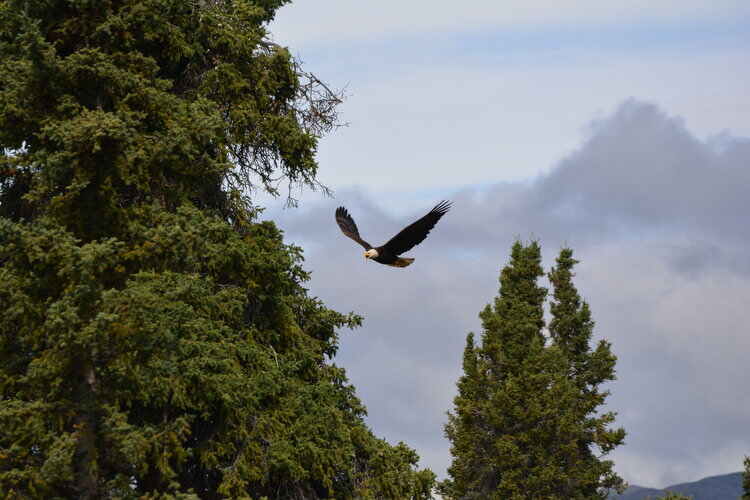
[{"x1": 264, "y1": 1, "x2": 750, "y2": 489}]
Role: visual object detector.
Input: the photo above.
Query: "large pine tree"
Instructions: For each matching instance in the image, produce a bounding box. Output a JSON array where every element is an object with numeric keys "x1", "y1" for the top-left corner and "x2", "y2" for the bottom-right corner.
[
  {"x1": 0, "y1": 1, "x2": 434, "y2": 498},
  {"x1": 743, "y1": 456, "x2": 750, "y2": 500},
  {"x1": 441, "y1": 242, "x2": 624, "y2": 499}
]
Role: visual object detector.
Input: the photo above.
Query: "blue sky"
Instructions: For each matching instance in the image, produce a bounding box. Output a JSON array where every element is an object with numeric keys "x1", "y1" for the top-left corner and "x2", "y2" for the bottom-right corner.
[
  {"x1": 265, "y1": 2, "x2": 750, "y2": 489},
  {"x1": 267, "y1": 3, "x2": 750, "y2": 213},
  {"x1": 287, "y1": 18, "x2": 750, "y2": 68}
]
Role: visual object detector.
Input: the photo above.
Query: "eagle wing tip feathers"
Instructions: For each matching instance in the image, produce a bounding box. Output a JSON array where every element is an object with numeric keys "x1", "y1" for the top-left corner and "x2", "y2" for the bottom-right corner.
[{"x1": 434, "y1": 200, "x2": 452, "y2": 214}]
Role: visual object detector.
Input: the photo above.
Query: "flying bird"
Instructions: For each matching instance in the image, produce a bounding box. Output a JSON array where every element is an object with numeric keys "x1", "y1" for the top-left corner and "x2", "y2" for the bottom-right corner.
[{"x1": 335, "y1": 200, "x2": 452, "y2": 267}]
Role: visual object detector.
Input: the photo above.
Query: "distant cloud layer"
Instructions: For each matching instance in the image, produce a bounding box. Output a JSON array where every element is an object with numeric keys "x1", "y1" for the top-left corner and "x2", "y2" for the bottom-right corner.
[
  {"x1": 268, "y1": 100, "x2": 750, "y2": 487},
  {"x1": 272, "y1": 1, "x2": 750, "y2": 46}
]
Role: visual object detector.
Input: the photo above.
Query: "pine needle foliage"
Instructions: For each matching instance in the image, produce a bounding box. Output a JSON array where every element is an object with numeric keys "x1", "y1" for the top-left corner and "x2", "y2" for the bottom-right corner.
[
  {"x1": 441, "y1": 242, "x2": 625, "y2": 499},
  {"x1": 0, "y1": 1, "x2": 434, "y2": 498},
  {"x1": 743, "y1": 456, "x2": 750, "y2": 500}
]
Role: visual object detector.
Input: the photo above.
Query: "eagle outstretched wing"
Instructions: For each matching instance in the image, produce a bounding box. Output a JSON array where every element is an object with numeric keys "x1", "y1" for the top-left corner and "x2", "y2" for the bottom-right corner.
[
  {"x1": 335, "y1": 207, "x2": 372, "y2": 250},
  {"x1": 382, "y1": 200, "x2": 451, "y2": 256}
]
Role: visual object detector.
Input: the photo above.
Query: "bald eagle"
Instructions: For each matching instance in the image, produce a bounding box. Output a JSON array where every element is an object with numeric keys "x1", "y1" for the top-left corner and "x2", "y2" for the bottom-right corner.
[{"x1": 335, "y1": 200, "x2": 451, "y2": 267}]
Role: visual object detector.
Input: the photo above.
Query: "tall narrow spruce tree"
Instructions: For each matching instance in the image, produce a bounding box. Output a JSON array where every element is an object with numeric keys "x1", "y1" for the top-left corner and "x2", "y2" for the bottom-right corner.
[
  {"x1": 743, "y1": 456, "x2": 750, "y2": 500},
  {"x1": 441, "y1": 242, "x2": 625, "y2": 499},
  {"x1": 442, "y1": 241, "x2": 550, "y2": 499},
  {"x1": 546, "y1": 248, "x2": 625, "y2": 497},
  {"x1": 0, "y1": 1, "x2": 434, "y2": 498}
]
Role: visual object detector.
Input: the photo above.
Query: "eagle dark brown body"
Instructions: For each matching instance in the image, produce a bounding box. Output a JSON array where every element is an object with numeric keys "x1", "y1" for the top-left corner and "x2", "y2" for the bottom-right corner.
[{"x1": 335, "y1": 201, "x2": 451, "y2": 267}]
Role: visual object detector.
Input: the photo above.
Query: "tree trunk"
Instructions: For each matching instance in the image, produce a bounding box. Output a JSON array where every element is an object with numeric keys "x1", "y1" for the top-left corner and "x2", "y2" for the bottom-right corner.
[{"x1": 74, "y1": 363, "x2": 99, "y2": 499}]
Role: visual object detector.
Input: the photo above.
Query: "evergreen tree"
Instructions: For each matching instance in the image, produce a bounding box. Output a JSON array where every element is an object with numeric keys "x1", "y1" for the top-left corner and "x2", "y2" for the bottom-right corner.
[
  {"x1": 743, "y1": 456, "x2": 750, "y2": 500},
  {"x1": 545, "y1": 248, "x2": 625, "y2": 497},
  {"x1": 441, "y1": 241, "x2": 550, "y2": 499},
  {"x1": 441, "y1": 242, "x2": 625, "y2": 499},
  {"x1": 0, "y1": 1, "x2": 434, "y2": 498}
]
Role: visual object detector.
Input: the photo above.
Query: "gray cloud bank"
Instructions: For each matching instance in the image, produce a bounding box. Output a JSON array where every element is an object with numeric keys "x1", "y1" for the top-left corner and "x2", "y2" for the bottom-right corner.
[{"x1": 267, "y1": 99, "x2": 750, "y2": 488}]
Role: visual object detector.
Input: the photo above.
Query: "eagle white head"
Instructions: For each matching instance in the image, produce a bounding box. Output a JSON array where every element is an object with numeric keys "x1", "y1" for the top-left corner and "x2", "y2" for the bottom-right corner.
[{"x1": 364, "y1": 249, "x2": 379, "y2": 259}]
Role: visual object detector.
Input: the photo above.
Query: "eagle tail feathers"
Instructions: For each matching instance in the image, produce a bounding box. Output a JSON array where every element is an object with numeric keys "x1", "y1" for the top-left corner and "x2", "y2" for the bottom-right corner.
[{"x1": 390, "y1": 257, "x2": 415, "y2": 268}]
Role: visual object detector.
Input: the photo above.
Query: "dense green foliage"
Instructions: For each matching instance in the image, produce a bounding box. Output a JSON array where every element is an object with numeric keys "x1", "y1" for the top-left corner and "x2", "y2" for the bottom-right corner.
[
  {"x1": 0, "y1": 209, "x2": 435, "y2": 499},
  {"x1": 0, "y1": 0, "x2": 340, "y2": 228},
  {"x1": 441, "y1": 242, "x2": 625, "y2": 499},
  {"x1": 0, "y1": 1, "x2": 434, "y2": 498},
  {"x1": 744, "y1": 456, "x2": 750, "y2": 500}
]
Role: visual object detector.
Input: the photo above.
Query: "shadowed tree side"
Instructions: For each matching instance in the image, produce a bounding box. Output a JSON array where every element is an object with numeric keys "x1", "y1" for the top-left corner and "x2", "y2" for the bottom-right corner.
[
  {"x1": 440, "y1": 242, "x2": 624, "y2": 499},
  {"x1": 0, "y1": 1, "x2": 434, "y2": 498}
]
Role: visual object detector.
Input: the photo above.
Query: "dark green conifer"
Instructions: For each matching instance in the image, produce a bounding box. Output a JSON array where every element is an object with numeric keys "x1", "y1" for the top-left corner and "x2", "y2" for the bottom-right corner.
[
  {"x1": 442, "y1": 241, "x2": 550, "y2": 499},
  {"x1": 743, "y1": 456, "x2": 750, "y2": 500},
  {"x1": 546, "y1": 248, "x2": 625, "y2": 497},
  {"x1": 0, "y1": 1, "x2": 434, "y2": 498},
  {"x1": 441, "y1": 242, "x2": 625, "y2": 499}
]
